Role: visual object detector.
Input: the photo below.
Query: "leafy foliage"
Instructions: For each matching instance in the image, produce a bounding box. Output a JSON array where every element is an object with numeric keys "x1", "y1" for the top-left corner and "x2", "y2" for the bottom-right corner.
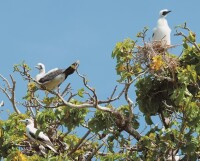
[{"x1": 0, "y1": 24, "x2": 200, "y2": 160}]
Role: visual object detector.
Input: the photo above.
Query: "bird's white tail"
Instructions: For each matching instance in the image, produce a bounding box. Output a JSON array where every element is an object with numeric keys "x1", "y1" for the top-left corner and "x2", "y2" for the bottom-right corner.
[{"x1": 46, "y1": 144, "x2": 58, "y2": 153}]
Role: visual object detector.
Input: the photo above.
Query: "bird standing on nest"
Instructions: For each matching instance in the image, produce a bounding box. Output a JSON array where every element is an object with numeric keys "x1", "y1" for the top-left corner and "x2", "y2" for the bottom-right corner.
[{"x1": 152, "y1": 9, "x2": 171, "y2": 46}]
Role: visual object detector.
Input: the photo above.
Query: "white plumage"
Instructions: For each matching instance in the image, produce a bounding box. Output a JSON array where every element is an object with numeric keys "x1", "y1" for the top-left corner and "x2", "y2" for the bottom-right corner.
[
  {"x1": 35, "y1": 61, "x2": 79, "y2": 91},
  {"x1": 152, "y1": 9, "x2": 171, "y2": 46},
  {"x1": 20, "y1": 119, "x2": 57, "y2": 153}
]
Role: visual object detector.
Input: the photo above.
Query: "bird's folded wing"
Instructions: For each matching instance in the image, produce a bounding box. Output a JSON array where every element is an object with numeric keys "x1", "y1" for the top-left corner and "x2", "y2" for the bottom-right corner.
[
  {"x1": 29, "y1": 130, "x2": 54, "y2": 146},
  {"x1": 45, "y1": 68, "x2": 59, "y2": 75},
  {"x1": 29, "y1": 130, "x2": 44, "y2": 142},
  {"x1": 38, "y1": 131, "x2": 55, "y2": 147},
  {"x1": 38, "y1": 69, "x2": 63, "y2": 83}
]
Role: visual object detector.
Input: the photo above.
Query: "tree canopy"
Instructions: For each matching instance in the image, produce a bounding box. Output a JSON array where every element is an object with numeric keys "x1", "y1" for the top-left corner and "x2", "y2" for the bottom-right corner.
[{"x1": 0, "y1": 24, "x2": 200, "y2": 161}]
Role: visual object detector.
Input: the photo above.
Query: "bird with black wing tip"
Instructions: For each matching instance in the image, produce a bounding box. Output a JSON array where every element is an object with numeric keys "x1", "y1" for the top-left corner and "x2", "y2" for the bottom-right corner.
[
  {"x1": 20, "y1": 119, "x2": 58, "y2": 154},
  {"x1": 35, "y1": 60, "x2": 79, "y2": 91}
]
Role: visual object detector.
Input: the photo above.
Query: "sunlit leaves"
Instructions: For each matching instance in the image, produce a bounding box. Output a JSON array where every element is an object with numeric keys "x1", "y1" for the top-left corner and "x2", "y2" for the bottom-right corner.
[
  {"x1": 112, "y1": 38, "x2": 135, "y2": 60},
  {"x1": 188, "y1": 31, "x2": 196, "y2": 43},
  {"x1": 1, "y1": 23, "x2": 200, "y2": 160},
  {"x1": 185, "y1": 102, "x2": 200, "y2": 126},
  {"x1": 0, "y1": 113, "x2": 29, "y2": 157},
  {"x1": 13, "y1": 61, "x2": 31, "y2": 73},
  {"x1": 7, "y1": 150, "x2": 28, "y2": 161},
  {"x1": 42, "y1": 97, "x2": 56, "y2": 106},
  {"x1": 98, "y1": 152, "x2": 126, "y2": 161},
  {"x1": 55, "y1": 103, "x2": 89, "y2": 132},
  {"x1": 36, "y1": 109, "x2": 57, "y2": 129},
  {"x1": 27, "y1": 82, "x2": 37, "y2": 92},
  {"x1": 77, "y1": 88, "x2": 84, "y2": 98},
  {"x1": 177, "y1": 65, "x2": 197, "y2": 85},
  {"x1": 112, "y1": 38, "x2": 138, "y2": 82},
  {"x1": 150, "y1": 55, "x2": 165, "y2": 71}
]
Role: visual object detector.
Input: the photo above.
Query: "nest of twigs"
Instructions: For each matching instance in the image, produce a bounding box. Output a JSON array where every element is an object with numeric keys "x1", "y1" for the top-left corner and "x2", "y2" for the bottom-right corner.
[{"x1": 136, "y1": 41, "x2": 179, "y2": 80}]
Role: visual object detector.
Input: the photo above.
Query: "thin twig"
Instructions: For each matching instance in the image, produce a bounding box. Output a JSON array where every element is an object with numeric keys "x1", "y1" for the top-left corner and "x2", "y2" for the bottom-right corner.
[
  {"x1": 68, "y1": 130, "x2": 91, "y2": 156},
  {"x1": 0, "y1": 74, "x2": 21, "y2": 114}
]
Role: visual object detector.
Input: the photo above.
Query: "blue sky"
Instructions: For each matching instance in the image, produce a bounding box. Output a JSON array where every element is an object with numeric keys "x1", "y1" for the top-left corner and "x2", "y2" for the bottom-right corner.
[{"x1": 0, "y1": 1, "x2": 200, "y2": 119}]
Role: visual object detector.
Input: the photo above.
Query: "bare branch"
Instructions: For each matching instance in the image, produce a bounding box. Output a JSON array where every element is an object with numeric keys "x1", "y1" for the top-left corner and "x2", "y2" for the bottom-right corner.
[
  {"x1": 10, "y1": 75, "x2": 21, "y2": 114},
  {"x1": 98, "y1": 85, "x2": 126, "y2": 104},
  {"x1": 76, "y1": 69, "x2": 98, "y2": 108},
  {"x1": 61, "y1": 83, "x2": 71, "y2": 97},
  {"x1": 124, "y1": 82, "x2": 134, "y2": 121},
  {"x1": 86, "y1": 134, "x2": 109, "y2": 160},
  {"x1": 0, "y1": 74, "x2": 11, "y2": 92},
  {"x1": 0, "y1": 74, "x2": 21, "y2": 114},
  {"x1": 68, "y1": 130, "x2": 91, "y2": 156}
]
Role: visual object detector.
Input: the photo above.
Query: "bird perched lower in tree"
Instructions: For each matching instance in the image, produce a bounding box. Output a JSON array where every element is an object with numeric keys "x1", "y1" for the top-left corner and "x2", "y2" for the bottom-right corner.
[
  {"x1": 152, "y1": 9, "x2": 171, "y2": 46},
  {"x1": 20, "y1": 119, "x2": 58, "y2": 153},
  {"x1": 35, "y1": 61, "x2": 79, "y2": 91}
]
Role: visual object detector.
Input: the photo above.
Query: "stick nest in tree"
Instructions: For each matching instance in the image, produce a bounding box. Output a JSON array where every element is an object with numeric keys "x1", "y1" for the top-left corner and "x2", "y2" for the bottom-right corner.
[{"x1": 137, "y1": 41, "x2": 179, "y2": 80}]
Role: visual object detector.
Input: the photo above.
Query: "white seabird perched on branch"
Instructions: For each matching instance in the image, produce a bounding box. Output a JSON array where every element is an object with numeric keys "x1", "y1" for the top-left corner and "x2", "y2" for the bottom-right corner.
[
  {"x1": 152, "y1": 9, "x2": 171, "y2": 46},
  {"x1": 20, "y1": 119, "x2": 58, "y2": 153},
  {"x1": 35, "y1": 61, "x2": 79, "y2": 91}
]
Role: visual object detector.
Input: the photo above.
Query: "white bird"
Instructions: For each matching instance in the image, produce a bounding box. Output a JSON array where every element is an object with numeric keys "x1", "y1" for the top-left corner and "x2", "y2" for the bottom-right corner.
[
  {"x1": 152, "y1": 9, "x2": 171, "y2": 46},
  {"x1": 20, "y1": 119, "x2": 58, "y2": 153},
  {"x1": 35, "y1": 61, "x2": 79, "y2": 91}
]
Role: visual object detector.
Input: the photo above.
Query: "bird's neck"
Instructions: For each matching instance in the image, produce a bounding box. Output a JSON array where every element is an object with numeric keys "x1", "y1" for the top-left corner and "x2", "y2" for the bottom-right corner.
[
  {"x1": 36, "y1": 69, "x2": 45, "y2": 81},
  {"x1": 157, "y1": 17, "x2": 169, "y2": 27},
  {"x1": 27, "y1": 123, "x2": 34, "y2": 129},
  {"x1": 40, "y1": 69, "x2": 45, "y2": 75}
]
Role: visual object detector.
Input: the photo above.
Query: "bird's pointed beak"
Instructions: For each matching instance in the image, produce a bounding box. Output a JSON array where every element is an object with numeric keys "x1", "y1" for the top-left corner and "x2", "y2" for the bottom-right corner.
[
  {"x1": 35, "y1": 65, "x2": 40, "y2": 69},
  {"x1": 75, "y1": 60, "x2": 80, "y2": 69},
  {"x1": 19, "y1": 120, "x2": 26, "y2": 123},
  {"x1": 167, "y1": 10, "x2": 171, "y2": 14}
]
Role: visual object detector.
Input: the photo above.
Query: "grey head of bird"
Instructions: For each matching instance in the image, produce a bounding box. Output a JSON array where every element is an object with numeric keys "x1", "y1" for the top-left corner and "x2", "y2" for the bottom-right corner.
[
  {"x1": 35, "y1": 63, "x2": 45, "y2": 73},
  {"x1": 20, "y1": 119, "x2": 34, "y2": 125},
  {"x1": 159, "y1": 9, "x2": 171, "y2": 18}
]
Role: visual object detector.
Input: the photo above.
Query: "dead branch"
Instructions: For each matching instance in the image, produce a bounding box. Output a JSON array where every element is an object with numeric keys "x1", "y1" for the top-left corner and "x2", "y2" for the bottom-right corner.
[
  {"x1": 68, "y1": 130, "x2": 91, "y2": 156},
  {"x1": 0, "y1": 74, "x2": 21, "y2": 114}
]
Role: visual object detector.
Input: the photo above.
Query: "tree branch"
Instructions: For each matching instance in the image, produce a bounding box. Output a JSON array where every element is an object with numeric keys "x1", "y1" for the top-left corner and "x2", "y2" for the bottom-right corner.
[
  {"x1": 68, "y1": 130, "x2": 91, "y2": 156},
  {"x1": 0, "y1": 74, "x2": 21, "y2": 114}
]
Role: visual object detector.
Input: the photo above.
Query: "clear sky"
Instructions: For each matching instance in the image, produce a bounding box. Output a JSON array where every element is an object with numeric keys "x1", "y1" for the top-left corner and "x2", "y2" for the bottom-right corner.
[{"x1": 0, "y1": 1, "x2": 200, "y2": 119}]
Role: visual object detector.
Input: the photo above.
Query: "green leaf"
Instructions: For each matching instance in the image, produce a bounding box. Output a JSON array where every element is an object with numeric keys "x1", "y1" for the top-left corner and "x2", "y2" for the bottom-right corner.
[
  {"x1": 183, "y1": 41, "x2": 189, "y2": 49},
  {"x1": 145, "y1": 115, "x2": 153, "y2": 125},
  {"x1": 78, "y1": 88, "x2": 84, "y2": 98},
  {"x1": 188, "y1": 31, "x2": 196, "y2": 42}
]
